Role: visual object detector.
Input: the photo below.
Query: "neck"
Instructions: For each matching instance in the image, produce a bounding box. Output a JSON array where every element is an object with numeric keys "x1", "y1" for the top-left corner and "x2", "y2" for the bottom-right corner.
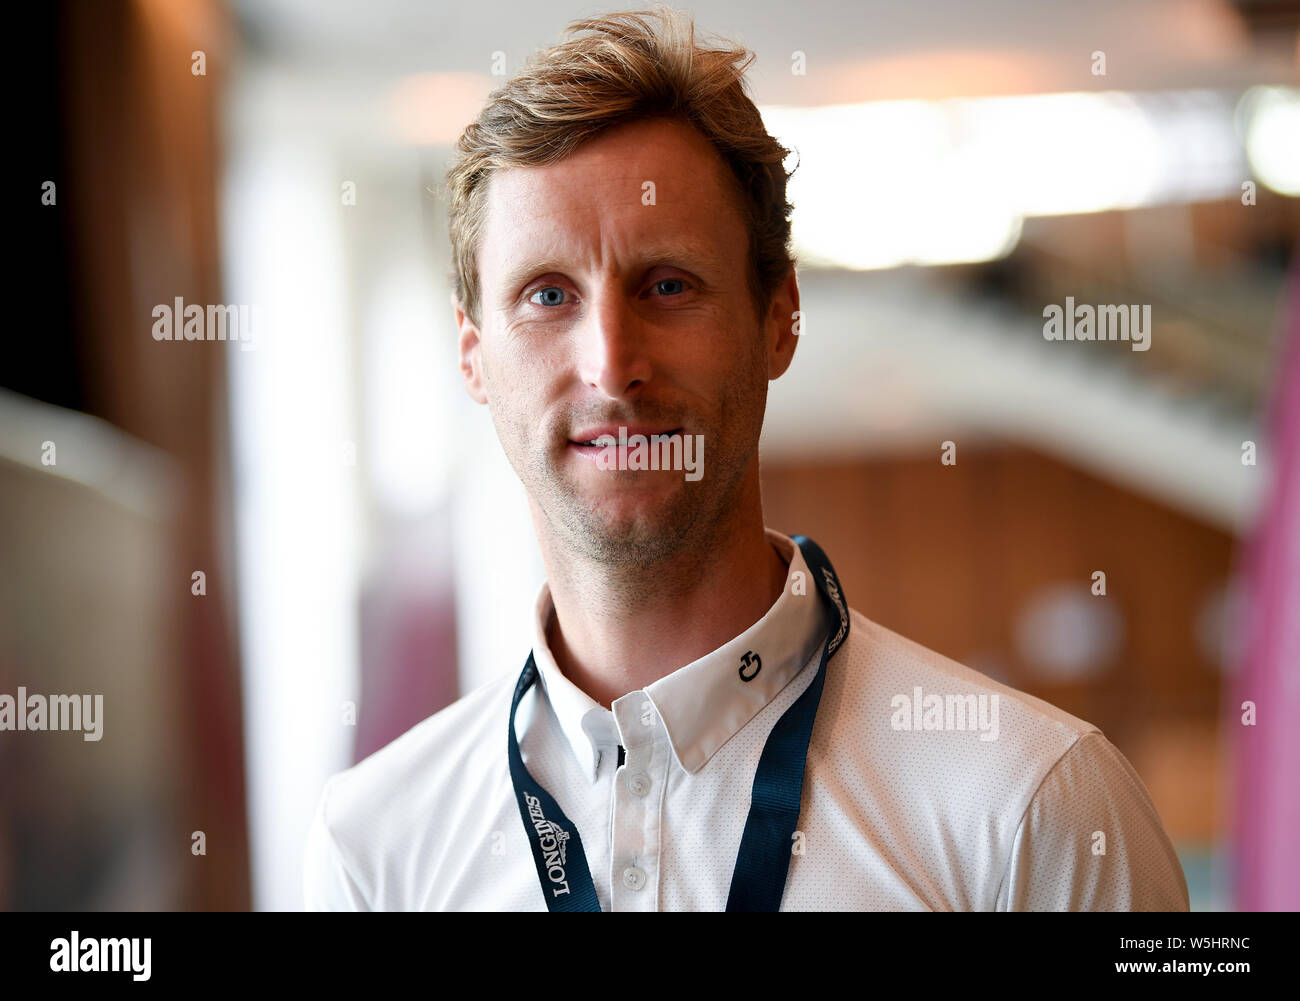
[{"x1": 538, "y1": 470, "x2": 789, "y2": 709}]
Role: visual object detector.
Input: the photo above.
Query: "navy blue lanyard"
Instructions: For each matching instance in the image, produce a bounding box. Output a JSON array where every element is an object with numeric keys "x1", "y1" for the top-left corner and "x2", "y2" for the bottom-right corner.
[{"x1": 507, "y1": 534, "x2": 850, "y2": 912}]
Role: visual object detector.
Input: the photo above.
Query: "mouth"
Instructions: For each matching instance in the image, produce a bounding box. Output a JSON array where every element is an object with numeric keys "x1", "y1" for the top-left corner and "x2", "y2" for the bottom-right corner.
[{"x1": 567, "y1": 426, "x2": 685, "y2": 457}]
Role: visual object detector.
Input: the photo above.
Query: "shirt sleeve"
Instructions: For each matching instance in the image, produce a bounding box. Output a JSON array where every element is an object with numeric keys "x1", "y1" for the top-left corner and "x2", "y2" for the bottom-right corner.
[
  {"x1": 997, "y1": 731, "x2": 1190, "y2": 911},
  {"x1": 303, "y1": 774, "x2": 372, "y2": 912}
]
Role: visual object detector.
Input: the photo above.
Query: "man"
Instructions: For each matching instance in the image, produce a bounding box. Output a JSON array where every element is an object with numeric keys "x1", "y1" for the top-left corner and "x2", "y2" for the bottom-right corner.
[{"x1": 303, "y1": 7, "x2": 1189, "y2": 911}]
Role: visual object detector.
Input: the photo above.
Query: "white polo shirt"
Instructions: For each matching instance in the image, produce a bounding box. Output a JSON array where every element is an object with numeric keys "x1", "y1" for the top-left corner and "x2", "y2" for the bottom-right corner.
[{"x1": 303, "y1": 529, "x2": 1189, "y2": 911}]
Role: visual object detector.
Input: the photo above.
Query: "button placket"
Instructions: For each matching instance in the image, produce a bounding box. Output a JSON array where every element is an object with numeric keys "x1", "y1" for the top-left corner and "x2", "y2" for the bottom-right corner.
[{"x1": 609, "y1": 695, "x2": 667, "y2": 911}]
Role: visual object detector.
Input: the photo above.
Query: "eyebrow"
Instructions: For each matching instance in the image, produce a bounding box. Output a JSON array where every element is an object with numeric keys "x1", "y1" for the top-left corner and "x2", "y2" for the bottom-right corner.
[{"x1": 494, "y1": 244, "x2": 717, "y2": 304}]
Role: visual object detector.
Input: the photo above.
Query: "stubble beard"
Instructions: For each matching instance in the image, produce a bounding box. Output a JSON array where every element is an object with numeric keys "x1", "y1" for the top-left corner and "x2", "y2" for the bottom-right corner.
[
  {"x1": 488, "y1": 358, "x2": 765, "y2": 578},
  {"x1": 537, "y1": 412, "x2": 755, "y2": 575}
]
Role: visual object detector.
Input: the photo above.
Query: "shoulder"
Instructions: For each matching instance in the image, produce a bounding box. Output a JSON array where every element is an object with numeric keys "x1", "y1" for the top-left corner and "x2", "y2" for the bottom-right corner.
[
  {"x1": 1000, "y1": 730, "x2": 1189, "y2": 909},
  {"x1": 303, "y1": 671, "x2": 517, "y2": 909},
  {"x1": 825, "y1": 607, "x2": 1095, "y2": 851},
  {"x1": 823, "y1": 608, "x2": 1184, "y2": 909},
  {"x1": 326, "y1": 671, "x2": 515, "y2": 823},
  {"x1": 836, "y1": 605, "x2": 1096, "y2": 748}
]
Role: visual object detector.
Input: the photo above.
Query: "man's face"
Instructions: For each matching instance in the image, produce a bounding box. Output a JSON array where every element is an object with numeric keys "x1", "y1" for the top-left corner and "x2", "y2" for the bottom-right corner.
[{"x1": 456, "y1": 116, "x2": 797, "y2": 566}]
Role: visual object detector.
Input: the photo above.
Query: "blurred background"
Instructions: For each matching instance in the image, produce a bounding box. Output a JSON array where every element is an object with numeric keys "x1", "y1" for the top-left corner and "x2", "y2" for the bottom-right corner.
[{"x1": 5, "y1": 0, "x2": 1298, "y2": 912}]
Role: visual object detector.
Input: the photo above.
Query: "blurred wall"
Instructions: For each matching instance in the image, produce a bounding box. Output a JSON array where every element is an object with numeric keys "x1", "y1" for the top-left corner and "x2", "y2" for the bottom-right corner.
[{"x1": 5, "y1": 0, "x2": 250, "y2": 909}]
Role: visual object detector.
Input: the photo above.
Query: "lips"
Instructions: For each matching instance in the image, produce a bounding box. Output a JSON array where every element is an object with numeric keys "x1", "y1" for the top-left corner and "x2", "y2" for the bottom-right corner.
[{"x1": 568, "y1": 425, "x2": 683, "y2": 447}]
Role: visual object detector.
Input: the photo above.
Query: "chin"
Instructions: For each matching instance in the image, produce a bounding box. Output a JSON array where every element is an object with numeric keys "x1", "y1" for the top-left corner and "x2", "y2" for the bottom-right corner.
[{"x1": 561, "y1": 489, "x2": 702, "y2": 561}]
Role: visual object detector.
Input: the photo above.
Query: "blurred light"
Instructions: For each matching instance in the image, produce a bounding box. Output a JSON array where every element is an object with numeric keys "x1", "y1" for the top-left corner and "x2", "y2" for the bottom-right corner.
[
  {"x1": 1014, "y1": 582, "x2": 1124, "y2": 680},
  {"x1": 223, "y1": 144, "x2": 361, "y2": 912},
  {"x1": 762, "y1": 101, "x2": 1022, "y2": 270},
  {"x1": 386, "y1": 72, "x2": 494, "y2": 146},
  {"x1": 1196, "y1": 577, "x2": 1248, "y2": 675},
  {"x1": 762, "y1": 88, "x2": 1249, "y2": 271},
  {"x1": 1242, "y1": 86, "x2": 1300, "y2": 196},
  {"x1": 963, "y1": 91, "x2": 1164, "y2": 215},
  {"x1": 364, "y1": 260, "x2": 453, "y2": 516}
]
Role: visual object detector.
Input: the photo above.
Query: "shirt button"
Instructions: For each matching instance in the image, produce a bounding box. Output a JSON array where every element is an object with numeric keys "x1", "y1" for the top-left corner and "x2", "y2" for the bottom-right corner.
[
  {"x1": 622, "y1": 866, "x2": 646, "y2": 891},
  {"x1": 639, "y1": 701, "x2": 655, "y2": 727},
  {"x1": 627, "y1": 773, "x2": 651, "y2": 797}
]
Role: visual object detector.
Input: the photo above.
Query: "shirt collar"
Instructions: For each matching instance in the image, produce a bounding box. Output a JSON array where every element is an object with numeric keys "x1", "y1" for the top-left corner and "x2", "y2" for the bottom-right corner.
[{"x1": 529, "y1": 528, "x2": 832, "y2": 782}]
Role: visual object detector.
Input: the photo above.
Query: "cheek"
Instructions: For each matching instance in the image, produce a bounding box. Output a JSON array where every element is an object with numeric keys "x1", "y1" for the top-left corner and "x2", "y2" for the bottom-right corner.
[
  {"x1": 482, "y1": 332, "x2": 529, "y2": 397},
  {"x1": 494, "y1": 325, "x2": 568, "y2": 383},
  {"x1": 480, "y1": 352, "x2": 525, "y2": 436},
  {"x1": 482, "y1": 338, "x2": 562, "y2": 439},
  {"x1": 692, "y1": 325, "x2": 767, "y2": 396}
]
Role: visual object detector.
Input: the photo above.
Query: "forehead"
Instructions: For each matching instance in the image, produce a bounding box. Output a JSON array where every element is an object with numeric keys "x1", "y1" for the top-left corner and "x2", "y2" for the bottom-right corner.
[{"x1": 477, "y1": 117, "x2": 746, "y2": 281}]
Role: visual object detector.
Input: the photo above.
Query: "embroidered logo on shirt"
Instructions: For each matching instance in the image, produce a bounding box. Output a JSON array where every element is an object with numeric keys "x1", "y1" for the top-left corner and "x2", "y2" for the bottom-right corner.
[
  {"x1": 739, "y1": 650, "x2": 762, "y2": 682},
  {"x1": 523, "y1": 792, "x2": 572, "y2": 897}
]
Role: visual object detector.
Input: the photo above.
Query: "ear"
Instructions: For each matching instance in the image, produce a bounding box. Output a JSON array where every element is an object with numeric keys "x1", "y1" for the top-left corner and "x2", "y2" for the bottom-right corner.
[
  {"x1": 453, "y1": 292, "x2": 489, "y2": 405},
  {"x1": 765, "y1": 268, "x2": 800, "y2": 381}
]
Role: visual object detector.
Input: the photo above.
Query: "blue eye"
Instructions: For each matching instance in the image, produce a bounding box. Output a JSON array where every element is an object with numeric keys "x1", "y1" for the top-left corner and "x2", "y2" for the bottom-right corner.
[
  {"x1": 529, "y1": 286, "x2": 567, "y2": 306},
  {"x1": 527, "y1": 279, "x2": 690, "y2": 306}
]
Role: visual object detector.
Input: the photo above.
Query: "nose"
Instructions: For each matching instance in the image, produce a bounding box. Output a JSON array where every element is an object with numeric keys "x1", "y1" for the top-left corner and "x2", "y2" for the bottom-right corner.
[{"x1": 576, "y1": 286, "x2": 653, "y2": 399}]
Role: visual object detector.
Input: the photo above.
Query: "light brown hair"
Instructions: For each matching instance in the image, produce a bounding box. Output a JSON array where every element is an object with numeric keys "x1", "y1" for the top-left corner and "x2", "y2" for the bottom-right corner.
[{"x1": 443, "y1": 5, "x2": 797, "y2": 330}]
